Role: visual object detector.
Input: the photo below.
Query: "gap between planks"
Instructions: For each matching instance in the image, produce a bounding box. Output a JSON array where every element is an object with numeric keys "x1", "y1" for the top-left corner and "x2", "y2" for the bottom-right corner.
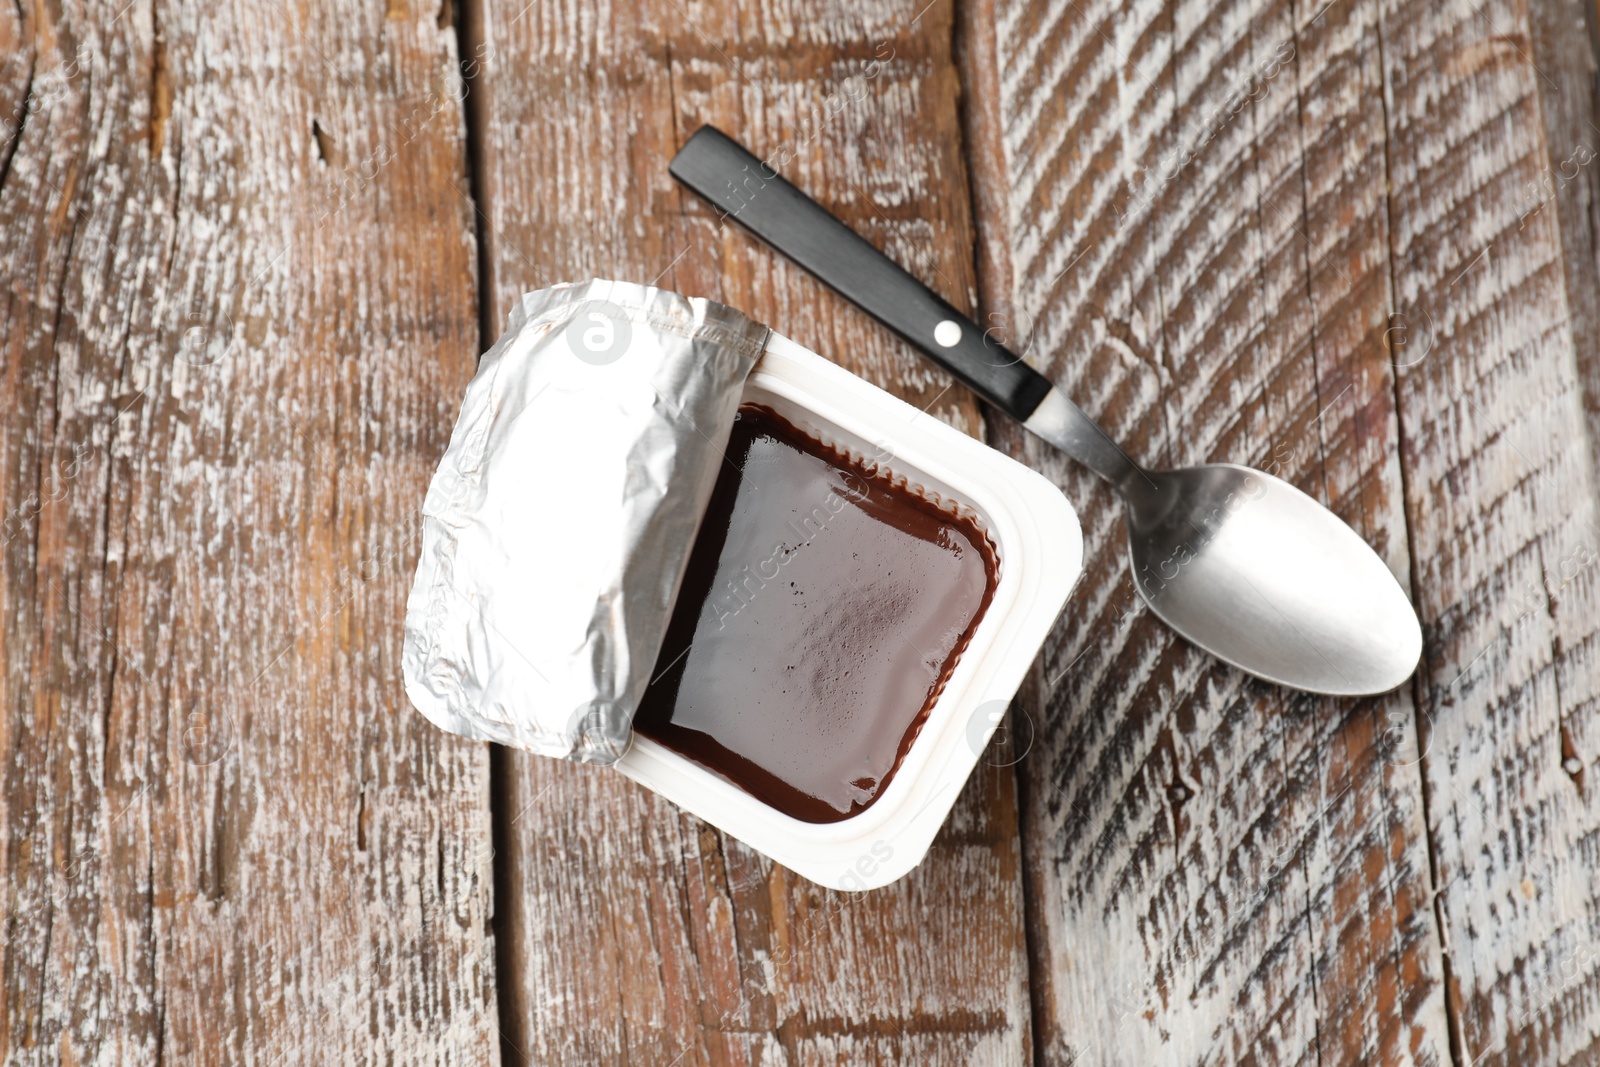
[{"x1": 447, "y1": 0, "x2": 524, "y2": 1061}]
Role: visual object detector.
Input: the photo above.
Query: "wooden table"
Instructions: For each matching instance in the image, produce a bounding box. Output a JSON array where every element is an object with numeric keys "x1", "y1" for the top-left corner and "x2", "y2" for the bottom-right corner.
[{"x1": 5, "y1": 0, "x2": 1600, "y2": 1062}]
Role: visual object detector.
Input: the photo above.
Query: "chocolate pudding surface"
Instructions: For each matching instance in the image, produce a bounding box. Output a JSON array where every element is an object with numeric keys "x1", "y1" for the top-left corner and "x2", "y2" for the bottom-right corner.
[{"x1": 633, "y1": 404, "x2": 998, "y2": 823}]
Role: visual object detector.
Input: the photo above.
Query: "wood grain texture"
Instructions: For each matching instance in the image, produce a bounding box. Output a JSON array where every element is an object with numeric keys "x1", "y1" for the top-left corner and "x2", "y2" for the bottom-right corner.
[
  {"x1": 966, "y1": 0, "x2": 1455, "y2": 1060},
  {"x1": 1527, "y1": 0, "x2": 1600, "y2": 488},
  {"x1": 0, "y1": 0, "x2": 497, "y2": 1062},
  {"x1": 470, "y1": 0, "x2": 1033, "y2": 1063},
  {"x1": 6, "y1": 0, "x2": 1600, "y2": 1061},
  {"x1": 1382, "y1": 0, "x2": 1600, "y2": 1060}
]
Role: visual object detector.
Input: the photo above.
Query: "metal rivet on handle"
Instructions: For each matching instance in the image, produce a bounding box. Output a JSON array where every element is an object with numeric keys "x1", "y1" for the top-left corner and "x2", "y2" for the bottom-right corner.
[{"x1": 934, "y1": 320, "x2": 962, "y2": 347}]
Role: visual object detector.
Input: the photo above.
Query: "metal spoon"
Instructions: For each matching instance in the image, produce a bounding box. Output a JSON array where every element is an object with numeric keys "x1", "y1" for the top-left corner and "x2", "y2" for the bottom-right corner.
[{"x1": 670, "y1": 126, "x2": 1423, "y2": 696}]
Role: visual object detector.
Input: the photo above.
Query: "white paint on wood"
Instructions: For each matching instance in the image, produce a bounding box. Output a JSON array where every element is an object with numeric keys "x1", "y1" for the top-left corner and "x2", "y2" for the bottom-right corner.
[
  {"x1": 0, "y1": 0, "x2": 497, "y2": 1062},
  {"x1": 974, "y1": 0, "x2": 1460, "y2": 1060}
]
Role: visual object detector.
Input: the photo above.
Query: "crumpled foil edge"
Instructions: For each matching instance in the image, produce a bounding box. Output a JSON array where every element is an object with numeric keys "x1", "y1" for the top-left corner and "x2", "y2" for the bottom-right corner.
[{"x1": 401, "y1": 279, "x2": 770, "y2": 764}]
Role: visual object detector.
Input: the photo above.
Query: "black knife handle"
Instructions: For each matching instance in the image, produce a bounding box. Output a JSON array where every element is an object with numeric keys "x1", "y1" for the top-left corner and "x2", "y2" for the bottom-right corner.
[{"x1": 668, "y1": 125, "x2": 1054, "y2": 423}]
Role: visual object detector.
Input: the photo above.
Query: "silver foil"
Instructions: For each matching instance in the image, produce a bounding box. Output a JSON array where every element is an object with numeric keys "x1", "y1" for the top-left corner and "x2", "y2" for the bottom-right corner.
[{"x1": 402, "y1": 280, "x2": 769, "y2": 764}]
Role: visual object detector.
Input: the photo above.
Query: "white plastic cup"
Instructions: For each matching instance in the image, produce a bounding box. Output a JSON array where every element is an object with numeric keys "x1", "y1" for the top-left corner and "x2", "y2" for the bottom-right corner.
[{"x1": 615, "y1": 330, "x2": 1083, "y2": 891}]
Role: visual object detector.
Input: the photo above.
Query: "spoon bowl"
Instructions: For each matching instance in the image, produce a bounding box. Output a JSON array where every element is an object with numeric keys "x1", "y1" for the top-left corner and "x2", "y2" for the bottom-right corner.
[{"x1": 1123, "y1": 464, "x2": 1422, "y2": 695}]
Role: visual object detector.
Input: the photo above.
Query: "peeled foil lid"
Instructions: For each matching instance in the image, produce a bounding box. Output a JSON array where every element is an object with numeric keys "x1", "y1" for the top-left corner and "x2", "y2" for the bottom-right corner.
[{"x1": 402, "y1": 279, "x2": 770, "y2": 764}]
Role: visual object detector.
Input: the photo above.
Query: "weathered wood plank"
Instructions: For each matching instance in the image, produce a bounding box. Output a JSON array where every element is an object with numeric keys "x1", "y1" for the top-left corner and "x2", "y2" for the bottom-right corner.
[
  {"x1": 471, "y1": 1, "x2": 1033, "y2": 1063},
  {"x1": 966, "y1": 0, "x2": 1454, "y2": 1060},
  {"x1": 0, "y1": 0, "x2": 497, "y2": 1062},
  {"x1": 1526, "y1": 0, "x2": 1600, "y2": 486},
  {"x1": 1382, "y1": 0, "x2": 1600, "y2": 1060}
]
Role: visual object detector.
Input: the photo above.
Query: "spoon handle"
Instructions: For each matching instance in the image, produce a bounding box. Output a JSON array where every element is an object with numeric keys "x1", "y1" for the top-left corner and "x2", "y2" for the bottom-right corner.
[
  {"x1": 669, "y1": 126, "x2": 1145, "y2": 489},
  {"x1": 669, "y1": 125, "x2": 1054, "y2": 423}
]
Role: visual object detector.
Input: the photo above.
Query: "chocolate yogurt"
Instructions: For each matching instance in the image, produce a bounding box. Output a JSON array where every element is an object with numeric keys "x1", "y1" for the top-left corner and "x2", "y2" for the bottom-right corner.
[{"x1": 633, "y1": 404, "x2": 999, "y2": 823}]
